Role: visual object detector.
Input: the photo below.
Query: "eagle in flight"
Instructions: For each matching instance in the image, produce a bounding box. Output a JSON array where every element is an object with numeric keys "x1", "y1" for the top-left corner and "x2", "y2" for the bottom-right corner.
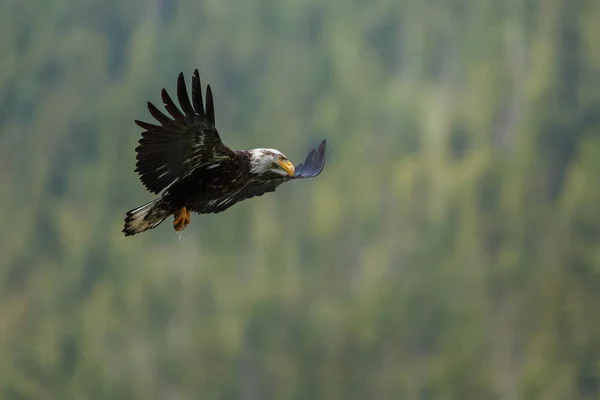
[{"x1": 123, "y1": 70, "x2": 327, "y2": 236}]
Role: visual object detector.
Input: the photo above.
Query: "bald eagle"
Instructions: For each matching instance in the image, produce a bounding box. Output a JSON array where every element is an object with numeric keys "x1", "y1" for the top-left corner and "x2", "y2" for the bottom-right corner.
[{"x1": 122, "y1": 70, "x2": 327, "y2": 236}]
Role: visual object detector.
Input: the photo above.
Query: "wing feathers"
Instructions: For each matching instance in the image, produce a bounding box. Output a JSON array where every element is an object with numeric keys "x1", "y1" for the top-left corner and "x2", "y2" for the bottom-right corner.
[
  {"x1": 133, "y1": 71, "x2": 232, "y2": 194},
  {"x1": 176, "y1": 72, "x2": 196, "y2": 120},
  {"x1": 147, "y1": 102, "x2": 176, "y2": 128},
  {"x1": 134, "y1": 119, "x2": 161, "y2": 132},
  {"x1": 160, "y1": 88, "x2": 186, "y2": 121},
  {"x1": 192, "y1": 69, "x2": 206, "y2": 118},
  {"x1": 293, "y1": 139, "x2": 327, "y2": 178},
  {"x1": 206, "y1": 85, "x2": 215, "y2": 126}
]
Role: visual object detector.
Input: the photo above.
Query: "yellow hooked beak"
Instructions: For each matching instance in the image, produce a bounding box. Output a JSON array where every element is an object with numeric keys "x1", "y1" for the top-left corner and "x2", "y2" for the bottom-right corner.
[{"x1": 278, "y1": 159, "x2": 295, "y2": 176}]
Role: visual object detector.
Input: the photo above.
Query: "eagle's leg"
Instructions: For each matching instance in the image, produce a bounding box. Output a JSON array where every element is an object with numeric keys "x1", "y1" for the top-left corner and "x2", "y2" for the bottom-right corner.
[{"x1": 173, "y1": 207, "x2": 191, "y2": 231}]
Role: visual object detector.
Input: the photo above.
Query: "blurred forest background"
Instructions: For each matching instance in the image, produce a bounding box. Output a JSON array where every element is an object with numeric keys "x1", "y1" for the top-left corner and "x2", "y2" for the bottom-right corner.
[{"x1": 2, "y1": 0, "x2": 600, "y2": 398}]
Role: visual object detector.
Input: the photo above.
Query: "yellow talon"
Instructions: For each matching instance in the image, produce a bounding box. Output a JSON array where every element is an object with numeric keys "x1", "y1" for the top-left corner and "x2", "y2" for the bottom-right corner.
[{"x1": 173, "y1": 207, "x2": 191, "y2": 231}]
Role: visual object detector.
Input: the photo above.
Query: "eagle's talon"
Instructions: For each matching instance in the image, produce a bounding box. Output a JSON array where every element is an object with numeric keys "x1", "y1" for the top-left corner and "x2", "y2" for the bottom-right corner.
[{"x1": 173, "y1": 207, "x2": 191, "y2": 231}]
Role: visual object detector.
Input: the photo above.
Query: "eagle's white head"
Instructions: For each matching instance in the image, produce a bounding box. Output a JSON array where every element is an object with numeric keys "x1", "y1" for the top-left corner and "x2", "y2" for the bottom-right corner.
[{"x1": 248, "y1": 148, "x2": 295, "y2": 177}]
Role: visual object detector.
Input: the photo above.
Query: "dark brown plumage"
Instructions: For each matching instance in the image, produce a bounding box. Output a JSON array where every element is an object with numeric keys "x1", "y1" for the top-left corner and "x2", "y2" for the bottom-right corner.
[{"x1": 123, "y1": 70, "x2": 327, "y2": 236}]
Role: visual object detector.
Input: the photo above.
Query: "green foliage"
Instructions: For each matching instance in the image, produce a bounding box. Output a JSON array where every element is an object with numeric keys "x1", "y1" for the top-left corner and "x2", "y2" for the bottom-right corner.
[{"x1": 1, "y1": 0, "x2": 600, "y2": 398}]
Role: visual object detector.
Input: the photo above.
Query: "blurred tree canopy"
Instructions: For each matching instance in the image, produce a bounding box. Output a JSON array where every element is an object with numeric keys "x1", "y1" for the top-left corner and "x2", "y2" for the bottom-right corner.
[{"x1": 1, "y1": 0, "x2": 600, "y2": 398}]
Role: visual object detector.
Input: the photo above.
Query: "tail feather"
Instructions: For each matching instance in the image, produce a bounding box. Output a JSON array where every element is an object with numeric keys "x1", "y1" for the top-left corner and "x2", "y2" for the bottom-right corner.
[{"x1": 123, "y1": 199, "x2": 170, "y2": 236}]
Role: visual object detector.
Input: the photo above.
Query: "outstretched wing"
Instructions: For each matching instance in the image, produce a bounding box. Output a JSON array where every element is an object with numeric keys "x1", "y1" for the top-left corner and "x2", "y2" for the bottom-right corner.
[
  {"x1": 292, "y1": 139, "x2": 327, "y2": 179},
  {"x1": 190, "y1": 140, "x2": 327, "y2": 214},
  {"x1": 134, "y1": 70, "x2": 235, "y2": 194}
]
